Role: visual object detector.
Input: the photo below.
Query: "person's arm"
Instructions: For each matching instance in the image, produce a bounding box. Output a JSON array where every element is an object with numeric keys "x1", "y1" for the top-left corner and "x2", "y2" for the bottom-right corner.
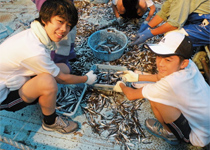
[
  {"x1": 21, "y1": 55, "x2": 96, "y2": 85},
  {"x1": 112, "y1": 3, "x2": 120, "y2": 18},
  {"x1": 148, "y1": 15, "x2": 164, "y2": 28},
  {"x1": 138, "y1": 74, "x2": 160, "y2": 82},
  {"x1": 55, "y1": 71, "x2": 88, "y2": 84},
  {"x1": 122, "y1": 70, "x2": 161, "y2": 82},
  {"x1": 119, "y1": 83, "x2": 144, "y2": 100},
  {"x1": 150, "y1": 22, "x2": 178, "y2": 36},
  {"x1": 145, "y1": 4, "x2": 156, "y2": 22}
]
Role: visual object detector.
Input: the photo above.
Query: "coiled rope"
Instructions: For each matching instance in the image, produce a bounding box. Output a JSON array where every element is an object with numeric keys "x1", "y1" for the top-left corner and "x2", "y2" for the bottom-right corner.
[{"x1": 0, "y1": 135, "x2": 34, "y2": 150}]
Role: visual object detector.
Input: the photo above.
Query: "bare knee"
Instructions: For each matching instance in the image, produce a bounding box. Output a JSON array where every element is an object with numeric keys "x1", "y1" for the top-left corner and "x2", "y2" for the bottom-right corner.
[
  {"x1": 149, "y1": 100, "x2": 181, "y2": 123},
  {"x1": 38, "y1": 73, "x2": 58, "y2": 94}
]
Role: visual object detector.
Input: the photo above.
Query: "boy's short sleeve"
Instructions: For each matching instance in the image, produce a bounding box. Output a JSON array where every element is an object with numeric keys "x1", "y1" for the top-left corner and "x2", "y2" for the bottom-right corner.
[
  {"x1": 21, "y1": 55, "x2": 60, "y2": 77},
  {"x1": 142, "y1": 78, "x2": 177, "y2": 107},
  {"x1": 157, "y1": 0, "x2": 191, "y2": 28}
]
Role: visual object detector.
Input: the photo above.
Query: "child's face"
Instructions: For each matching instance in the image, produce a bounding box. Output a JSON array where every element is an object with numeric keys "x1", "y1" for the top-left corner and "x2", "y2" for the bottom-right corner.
[
  {"x1": 43, "y1": 16, "x2": 71, "y2": 42},
  {"x1": 156, "y1": 55, "x2": 184, "y2": 78}
]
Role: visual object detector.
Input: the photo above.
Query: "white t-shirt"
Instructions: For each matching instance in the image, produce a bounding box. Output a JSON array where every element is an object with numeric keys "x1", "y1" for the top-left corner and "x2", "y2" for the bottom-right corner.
[
  {"x1": 0, "y1": 29, "x2": 60, "y2": 103},
  {"x1": 112, "y1": 0, "x2": 154, "y2": 7},
  {"x1": 142, "y1": 60, "x2": 210, "y2": 147}
]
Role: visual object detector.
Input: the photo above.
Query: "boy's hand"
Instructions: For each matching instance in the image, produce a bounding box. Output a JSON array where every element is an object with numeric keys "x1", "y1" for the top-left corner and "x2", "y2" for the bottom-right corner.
[
  {"x1": 6, "y1": 76, "x2": 29, "y2": 91},
  {"x1": 121, "y1": 71, "x2": 139, "y2": 82},
  {"x1": 85, "y1": 70, "x2": 97, "y2": 85},
  {"x1": 113, "y1": 81, "x2": 125, "y2": 92}
]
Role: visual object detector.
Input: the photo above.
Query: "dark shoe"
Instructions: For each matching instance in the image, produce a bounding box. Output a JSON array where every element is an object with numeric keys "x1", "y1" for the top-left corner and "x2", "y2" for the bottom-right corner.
[
  {"x1": 42, "y1": 115, "x2": 78, "y2": 134},
  {"x1": 145, "y1": 119, "x2": 180, "y2": 145}
]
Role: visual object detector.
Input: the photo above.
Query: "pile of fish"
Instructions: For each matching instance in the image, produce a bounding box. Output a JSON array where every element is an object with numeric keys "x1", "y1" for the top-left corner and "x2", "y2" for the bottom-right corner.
[
  {"x1": 70, "y1": 1, "x2": 162, "y2": 75},
  {"x1": 81, "y1": 90, "x2": 152, "y2": 149},
  {"x1": 94, "y1": 70, "x2": 123, "y2": 85},
  {"x1": 67, "y1": 1, "x2": 163, "y2": 149},
  {"x1": 95, "y1": 37, "x2": 122, "y2": 54},
  {"x1": 56, "y1": 86, "x2": 83, "y2": 113}
]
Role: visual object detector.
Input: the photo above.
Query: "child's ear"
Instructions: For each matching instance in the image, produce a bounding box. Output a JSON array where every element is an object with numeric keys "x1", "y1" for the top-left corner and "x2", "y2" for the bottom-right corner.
[
  {"x1": 41, "y1": 19, "x2": 46, "y2": 25},
  {"x1": 180, "y1": 59, "x2": 189, "y2": 69}
]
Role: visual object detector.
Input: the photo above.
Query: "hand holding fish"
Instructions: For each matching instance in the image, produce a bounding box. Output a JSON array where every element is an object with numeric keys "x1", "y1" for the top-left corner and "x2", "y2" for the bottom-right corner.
[{"x1": 121, "y1": 70, "x2": 139, "y2": 82}]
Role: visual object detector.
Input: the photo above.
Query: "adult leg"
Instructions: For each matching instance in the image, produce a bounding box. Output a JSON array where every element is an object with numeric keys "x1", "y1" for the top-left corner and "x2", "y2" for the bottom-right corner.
[{"x1": 184, "y1": 14, "x2": 210, "y2": 47}]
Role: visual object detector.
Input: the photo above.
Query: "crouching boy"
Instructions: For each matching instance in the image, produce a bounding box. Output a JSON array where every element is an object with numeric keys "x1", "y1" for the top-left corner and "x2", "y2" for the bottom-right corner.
[
  {"x1": 0, "y1": 0, "x2": 96, "y2": 134},
  {"x1": 114, "y1": 32, "x2": 210, "y2": 147}
]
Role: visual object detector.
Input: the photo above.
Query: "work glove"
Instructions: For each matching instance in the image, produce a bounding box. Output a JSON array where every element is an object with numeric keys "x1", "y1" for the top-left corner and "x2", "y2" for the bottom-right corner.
[
  {"x1": 138, "y1": 21, "x2": 149, "y2": 33},
  {"x1": 5, "y1": 75, "x2": 30, "y2": 91},
  {"x1": 131, "y1": 28, "x2": 154, "y2": 46},
  {"x1": 113, "y1": 81, "x2": 125, "y2": 92},
  {"x1": 85, "y1": 70, "x2": 97, "y2": 85},
  {"x1": 121, "y1": 70, "x2": 139, "y2": 82}
]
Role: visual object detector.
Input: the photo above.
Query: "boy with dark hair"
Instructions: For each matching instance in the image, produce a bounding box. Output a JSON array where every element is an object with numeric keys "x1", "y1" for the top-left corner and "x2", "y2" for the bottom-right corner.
[
  {"x1": 0, "y1": 0, "x2": 97, "y2": 134},
  {"x1": 114, "y1": 32, "x2": 210, "y2": 147},
  {"x1": 112, "y1": 0, "x2": 155, "y2": 25},
  {"x1": 32, "y1": 0, "x2": 78, "y2": 72}
]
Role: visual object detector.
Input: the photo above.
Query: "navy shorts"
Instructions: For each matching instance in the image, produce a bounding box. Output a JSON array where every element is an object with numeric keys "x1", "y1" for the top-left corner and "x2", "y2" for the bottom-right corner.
[{"x1": 0, "y1": 90, "x2": 38, "y2": 112}]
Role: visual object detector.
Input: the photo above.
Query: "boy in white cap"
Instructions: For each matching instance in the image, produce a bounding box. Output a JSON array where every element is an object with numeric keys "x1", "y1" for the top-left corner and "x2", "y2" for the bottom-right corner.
[{"x1": 113, "y1": 32, "x2": 210, "y2": 147}]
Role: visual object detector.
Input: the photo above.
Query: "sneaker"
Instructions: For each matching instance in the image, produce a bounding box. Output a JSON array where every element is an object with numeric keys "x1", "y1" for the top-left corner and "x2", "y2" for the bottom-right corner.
[
  {"x1": 145, "y1": 119, "x2": 180, "y2": 145},
  {"x1": 42, "y1": 115, "x2": 78, "y2": 134}
]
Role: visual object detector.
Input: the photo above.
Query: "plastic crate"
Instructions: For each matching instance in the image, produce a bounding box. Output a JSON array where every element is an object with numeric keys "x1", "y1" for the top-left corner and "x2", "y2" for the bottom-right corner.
[
  {"x1": 56, "y1": 83, "x2": 87, "y2": 117},
  {"x1": 88, "y1": 28, "x2": 128, "y2": 62},
  {"x1": 90, "y1": 64, "x2": 128, "y2": 91}
]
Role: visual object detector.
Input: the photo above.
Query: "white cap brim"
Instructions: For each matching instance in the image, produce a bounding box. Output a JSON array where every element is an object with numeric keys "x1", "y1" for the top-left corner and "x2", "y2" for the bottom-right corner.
[{"x1": 147, "y1": 43, "x2": 177, "y2": 56}]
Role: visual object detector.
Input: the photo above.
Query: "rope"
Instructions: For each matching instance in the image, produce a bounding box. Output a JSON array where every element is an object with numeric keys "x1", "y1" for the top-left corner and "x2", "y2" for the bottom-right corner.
[{"x1": 0, "y1": 135, "x2": 34, "y2": 150}]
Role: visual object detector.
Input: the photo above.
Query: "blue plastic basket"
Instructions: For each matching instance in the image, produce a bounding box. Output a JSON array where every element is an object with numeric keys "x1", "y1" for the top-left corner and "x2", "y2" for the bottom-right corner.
[{"x1": 88, "y1": 28, "x2": 128, "y2": 62}]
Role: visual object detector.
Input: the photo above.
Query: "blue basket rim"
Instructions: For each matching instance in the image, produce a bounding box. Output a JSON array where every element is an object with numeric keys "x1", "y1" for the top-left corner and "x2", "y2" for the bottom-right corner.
[{"x1": 88, "y1": 29, "x2": 128, "y2": 54}]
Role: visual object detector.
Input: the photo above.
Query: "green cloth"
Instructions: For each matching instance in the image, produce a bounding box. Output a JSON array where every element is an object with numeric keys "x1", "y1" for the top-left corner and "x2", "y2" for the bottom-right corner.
[{"x1": 156, "y1": 0, "x2": 210, "y2": 28}]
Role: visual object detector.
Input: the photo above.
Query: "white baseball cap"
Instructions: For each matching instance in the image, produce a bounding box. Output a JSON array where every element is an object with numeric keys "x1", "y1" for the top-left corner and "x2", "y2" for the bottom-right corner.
[{"x1": 146, "y1": 32, "x2": 193, "y2": 59}]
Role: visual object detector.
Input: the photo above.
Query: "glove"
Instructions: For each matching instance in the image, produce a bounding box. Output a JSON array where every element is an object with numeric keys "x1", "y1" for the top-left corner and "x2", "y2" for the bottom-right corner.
[
  {"x1": 116, "y1": 17, "x2": 124, "y2": 24},
  {"x1": 138, "y1": 21, "x2": 149, "y2": 33},
  {"x1": 131, "y1": 28, "x2": 154, "y2": 46},
  {"x1": 121, "y1": 70, "x2": 139, "y2": 82},
  {"x1": 113, "y1": 81, "x2": 125, "y2": 92},
  {"x1": 6, "y1": 76, "x2": 30, "y2": 91},
  {"x1": 85, "y1": 70, "x2": 97, "y2": 85}
]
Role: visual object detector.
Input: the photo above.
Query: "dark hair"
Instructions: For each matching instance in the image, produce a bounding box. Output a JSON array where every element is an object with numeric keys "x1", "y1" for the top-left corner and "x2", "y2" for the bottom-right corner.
[
  {"x1": 178, "y1": 55, "x2": 185, "y2": 64},
  {"x1": 35, "y1": 0, "x2": 78, "y2": 30},
  {"x1": 122, "y1": 0, "x2": 139, "y2": 18},
  {"x1": 156, "y1": 55, "x2": 186, "y2": 64}
]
